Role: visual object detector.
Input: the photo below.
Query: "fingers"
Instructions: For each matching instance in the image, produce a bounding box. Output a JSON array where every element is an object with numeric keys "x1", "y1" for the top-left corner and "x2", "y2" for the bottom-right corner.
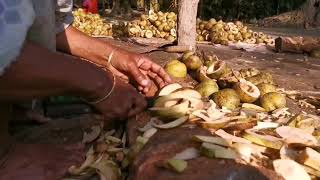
[
  {"x1": 139, "y1": 56, "x2": 172, "y2": 84},
  {"x1": 148, "y1": 71, "x2": 166, "y2": 88},
  {"x1": 128, "y1": 62, "x2": 151, "y2": 89},
  {"x1": 128, "y1": 94, "x2": 147, "y2": 117}
]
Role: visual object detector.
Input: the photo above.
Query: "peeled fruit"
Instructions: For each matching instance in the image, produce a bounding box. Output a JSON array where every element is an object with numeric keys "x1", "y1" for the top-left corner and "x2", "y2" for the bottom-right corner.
[
  {"x1": 212, "y1": 89, "x2": 240, "y2": 110},
  {"x1": 196, "y1": 66, "x2": 211, "y2": 82},
  {"x1": 207, "y1": 61, "x2": 227, "y2": 79},
  {"x1": 233, "y1": 79, "x2": 260, "y2": 103},
  {"x1": 257, "y1": 83, "x2": 277, "y2": 96},
  {"x1": 165, "y1": 60, "x2": 187, "y2": 78},
  {"x1": 184, "y1": 55, "x2": 203, "y2": 70},
  {"x1": 260, "y1": 92, "x2": 286, "y2": 112},
  {"x1": 149, "y1": 100, "x2": 190, "y2": 119},
  {"x1": 196, "y1": 80, "x2": 219, "y2": 97},
  {"x1": 158, "y1": 83, "x2": 183, "y2": 96}
]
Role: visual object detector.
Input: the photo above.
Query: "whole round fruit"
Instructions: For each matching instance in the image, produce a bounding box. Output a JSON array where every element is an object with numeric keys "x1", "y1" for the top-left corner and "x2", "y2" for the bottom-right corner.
[
  {"x1": 260, "y1": 92, "x2": 286, "y2": 112},
  {"x1": 165, "y1": 60, "x2": 187, "y2": 78},
  {"x1": 212, "y1": 89, "x2": 240, "y2": 110},
  {"x1": 233, "y1": 80, "x2": 260, "y2": 103},
  {"x1": 182, "y1": 51, "x2": 195, "y2": 62},
  {"x1": 184, "y1": 55, "x2": 203, "y2": 70},
  {"x1": 196, "y1": 80, "x2": 219, "y2": 97},
  {"x1": 257, "y1": 83, "x2": 277, "y2": 96}
]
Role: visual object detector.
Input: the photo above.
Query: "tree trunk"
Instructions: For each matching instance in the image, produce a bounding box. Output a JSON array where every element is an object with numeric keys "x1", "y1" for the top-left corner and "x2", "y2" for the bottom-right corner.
[
  {"x1": 177, "y1": 0, "x2": 199, "y2": 49},
  {"x1": 111, "y1": 0, "x2": 133, "y2": 16},
  {"x1": 302, "y1": 0, "x2": 320, "y2": 28}
]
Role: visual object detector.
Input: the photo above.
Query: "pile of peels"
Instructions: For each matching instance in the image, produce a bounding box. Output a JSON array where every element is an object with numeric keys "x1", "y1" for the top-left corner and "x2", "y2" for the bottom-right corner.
[{"x1": 145, "y1": 51, "x2": 320, "y2": 179}]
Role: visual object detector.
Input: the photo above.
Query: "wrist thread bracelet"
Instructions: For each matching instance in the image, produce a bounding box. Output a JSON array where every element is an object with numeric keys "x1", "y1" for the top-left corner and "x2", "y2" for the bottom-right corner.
[{"x1": 81, "y1": 69, "x2": 116, "y2": 105}]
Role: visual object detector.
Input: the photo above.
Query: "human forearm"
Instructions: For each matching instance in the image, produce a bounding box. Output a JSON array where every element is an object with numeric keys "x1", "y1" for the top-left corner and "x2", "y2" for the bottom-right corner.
[
  {"x1": 0, "y1": 42, "x2": 113, "y2": 102},
  {"x1": 56, "y1": 26, "x2": 117, "y2": 67}
]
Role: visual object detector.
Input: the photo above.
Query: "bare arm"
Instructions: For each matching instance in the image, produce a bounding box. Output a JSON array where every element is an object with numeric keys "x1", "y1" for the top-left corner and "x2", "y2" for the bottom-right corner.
[
  {"x1": 56, "y1": 26, "x2": 171, "y2": 93},
  {"x1": 0, "y1": 42, "x2": 112, "y2": 102},
  {"x1": 56, "y1": 26, "x2": 113, "y2": 67}
]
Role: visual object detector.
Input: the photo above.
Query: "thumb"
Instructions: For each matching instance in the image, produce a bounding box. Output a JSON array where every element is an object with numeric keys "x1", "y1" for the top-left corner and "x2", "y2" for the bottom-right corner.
[{"x1": 129, "y1": 64, "x2": 150, "y2": 88}]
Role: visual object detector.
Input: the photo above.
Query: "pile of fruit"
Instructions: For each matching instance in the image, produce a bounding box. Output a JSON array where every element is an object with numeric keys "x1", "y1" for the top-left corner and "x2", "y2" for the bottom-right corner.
[
  {"x1": 72, "y1": 8, "x2": 113, "y2": 37},
  {"x1": 128, "y1": 11, "x2": 177, "y2": 41},
  {"x1": 196, "y1": 18, "x2": 274, "y2": 45},
  {"x1": 72, "y1": 8, "x2": 274, "y2": 46},
  {"x1": 143, "y1": 51, "x2": 320, "y2": 179}
]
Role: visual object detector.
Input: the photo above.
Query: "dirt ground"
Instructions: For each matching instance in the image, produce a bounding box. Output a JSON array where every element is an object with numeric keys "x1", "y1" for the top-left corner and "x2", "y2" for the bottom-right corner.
[{"x1": 9, "y1": 35, "x2": 320, "y2": 179}]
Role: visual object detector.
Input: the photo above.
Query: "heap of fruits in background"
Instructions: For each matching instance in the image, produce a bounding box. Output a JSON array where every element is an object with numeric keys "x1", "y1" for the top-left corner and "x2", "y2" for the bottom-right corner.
[
  {"x1": 72, "y1": 9, "x2": 274, "y2": 46},
  {"x1": 196, "y1": 19, "x2": 274, "y2": 46},
  {"x1": 128, "y1": 11, "x2": 177, "y2": 41},
  {"x1": 72, "y1": 8, "x2": 113, "y2": 36}
]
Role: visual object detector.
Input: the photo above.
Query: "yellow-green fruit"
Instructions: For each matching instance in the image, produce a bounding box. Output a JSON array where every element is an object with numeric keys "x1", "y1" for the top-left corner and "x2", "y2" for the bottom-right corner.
[
  {"x1": 182, "y1": 51, "x2": 195, "y2": 62},
  {"x1": 260, "y1": 92, "x2": 286, "y2": 112},
  {"x1": 233, "y1": 80, "x2": 260, "y2": 103},
  {"x1": 165, "y1": 60, "x2": 187, "y2": 78},
  {"x1": 196, "y1": 80, "x2": 219, "y2": 97},
  {"x1": 257, "y1": 83, "x2": 277, "y2": 96},
  {"x1": 212, "y1": 89, "x2": 241, "y2": 110},
  {"x1": 184, "y1": 55, "x2": 203, "y2": 70},
  {"x1": 196, "y1": 66, "x2": 211, "y2": 82},
  {"x1": 246, "y1": 72, "x2": 275, "y2": 85},
  {"x1": 207, "y1": 61, "x2": 227, "y2": 79}
]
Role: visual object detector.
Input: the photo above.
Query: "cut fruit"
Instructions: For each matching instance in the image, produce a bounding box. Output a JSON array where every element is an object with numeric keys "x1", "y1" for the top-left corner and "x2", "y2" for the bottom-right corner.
[
  {"x1": 195, "y1": 80, "x2": 219, "y2": 97},
  {"x1": 201, "y1": 142, "x2": 238, "y2": 159},
  {"x1": 273, "y1": 159, "x2": 311, "y2": 180},
  {"x1": 173, "y1": 147, "x2": 200, "y2": 160},
  {"x1": 207, "y1": 60, "x2": 227, "y2": 79},
  {"x1": 154, "y1": 88, "x2": 202, "y2": 109},
  {"x1": 276, "y1": 126, "x2": 318, "y2": 147},
  {"x1": 257, "y1": 83, "x2": 277, "y2": 96},
  {"x1": 299, "y1": 147, "x2": 320, "y2": 171},
  {"x1": 212, "y1": 89, "x2": 241, "y2": 110},
  {"x1": 243, "y1": 129, "x2": 283, "y2": 149},
  {"x1": 253, "y1": 122, "x2": 279, "y2": 130},
  {"x1": 233, "y1": 79, "x2": 260, "y2": 103},
  {"x1": 215, "y1": 129, "x2": 251, "y2": 144},
  {"x1": 193, "y1": 135, "x2": 229, "y2": 147},
  {"x1": 149, "y1": 100, "x2": 190, "y2": 119},
  {"x1": 260, "y1": 92, "x2": 287, "y2": 112},
  {"x1": 158, "y1": 83, "x2": 183, "y2": 96},
  {"x1": 242, "y1": 103, "x2": 266, "y2": 112},
  {"x1": 166, "y1": 159, "x2": 188, "y2": 173},
  {"x1": 143, "y1": 128, "x2": 158, "y2": 139},
  {"x1": 245, "y1": 72, "x2": 275, "y2": 85},
  {"x1": 196, "y1": 66, "x2": 211, "y2": 82},
  {"x1": 303, "y1": 165, "x2": 320, "y2": 178},
  {"x1": 152, "y1": 116, "x2": 188, "y2": 129}
]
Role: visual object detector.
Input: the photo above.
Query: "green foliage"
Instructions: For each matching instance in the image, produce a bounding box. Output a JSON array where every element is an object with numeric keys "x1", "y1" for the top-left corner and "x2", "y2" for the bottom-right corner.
[{"x1": 199, "y1": 0, "x2": 306, "y2": 21}]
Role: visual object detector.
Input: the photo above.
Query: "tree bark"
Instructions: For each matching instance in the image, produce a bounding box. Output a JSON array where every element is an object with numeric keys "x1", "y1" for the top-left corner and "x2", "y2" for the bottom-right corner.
[
  {"x1": 302, "y1": 0, "x2": 320, "y2": 28},
  {"x1": 177, "y1": 0, "x2": 200, "y2": 49},
  {"x1": 111, "y1": 0, "x2": 133, "y2": 16}
]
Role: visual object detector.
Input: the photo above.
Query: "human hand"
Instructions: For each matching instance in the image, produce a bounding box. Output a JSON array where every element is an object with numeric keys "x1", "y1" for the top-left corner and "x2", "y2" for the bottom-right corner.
[
  {"x1": 108, "y1": 49, "x2": 172, "y2": 94},
  {"x1": 92, "y1": 77, "x2": 147, "y2": 121}
]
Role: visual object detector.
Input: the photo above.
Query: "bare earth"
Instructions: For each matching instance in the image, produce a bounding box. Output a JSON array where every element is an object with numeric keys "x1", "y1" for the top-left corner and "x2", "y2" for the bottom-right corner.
[{"x1": 10, "y1": 33, "x2": 320, "y2": 179}]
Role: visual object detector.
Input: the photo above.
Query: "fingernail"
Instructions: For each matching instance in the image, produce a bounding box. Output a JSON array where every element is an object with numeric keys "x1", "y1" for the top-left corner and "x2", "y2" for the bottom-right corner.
[{"x1": 141, "y1": 79, "x2": 149, "y2": 86}]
